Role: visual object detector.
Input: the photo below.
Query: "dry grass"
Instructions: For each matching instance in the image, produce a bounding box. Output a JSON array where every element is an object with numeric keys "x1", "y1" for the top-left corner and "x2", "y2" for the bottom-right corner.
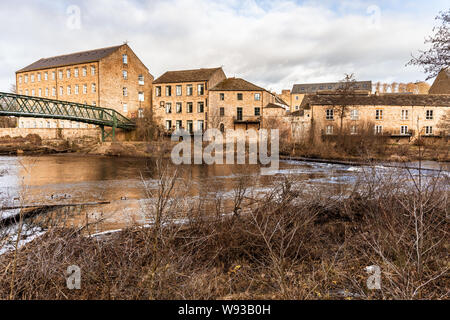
[{"x1": 0, "y1": 163, "x2": 448, "y2": 300}]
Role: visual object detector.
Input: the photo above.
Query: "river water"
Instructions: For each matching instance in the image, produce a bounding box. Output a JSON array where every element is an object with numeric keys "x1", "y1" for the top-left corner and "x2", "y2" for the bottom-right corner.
[{"x1": 0, "y1": 155, "x2": 449, "y2": 233}]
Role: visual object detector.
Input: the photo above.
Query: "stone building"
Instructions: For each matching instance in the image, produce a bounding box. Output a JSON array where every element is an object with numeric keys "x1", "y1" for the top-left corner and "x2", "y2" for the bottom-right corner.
[
  {"x1": 152, "y1": 67, "x2": 227, "y2": 133},
  {"x1": 429, "y1": 69, "x2": 450, "y2": 94},
  {"x1": 290, "y1": 93, "x2": 450, "y2": 141},
  {"x1": 284, "y1": 81, "x2": 372, "y2": 112},
  {"x1": 208, "y1": 77, "x2": 288, "y2": 132},
  {"x1": 15, "y1": 44, "x2": 153, "y2": 128}
]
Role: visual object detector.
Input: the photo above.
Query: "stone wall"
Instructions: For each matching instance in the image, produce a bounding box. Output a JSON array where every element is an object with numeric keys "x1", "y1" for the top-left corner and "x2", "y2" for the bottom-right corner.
[{"x1": 0, "y1": 128, "x2": 101, "y2": 141}]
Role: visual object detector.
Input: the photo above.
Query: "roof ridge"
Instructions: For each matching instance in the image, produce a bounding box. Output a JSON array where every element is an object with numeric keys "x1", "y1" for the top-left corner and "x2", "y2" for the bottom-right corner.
[{"x1": 39, "y1": 44, "x2": 123, "y2": 61}]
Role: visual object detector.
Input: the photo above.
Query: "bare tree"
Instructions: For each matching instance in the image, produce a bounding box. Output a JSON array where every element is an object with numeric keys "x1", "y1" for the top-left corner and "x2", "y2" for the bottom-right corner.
[
  {"x1": 334, "y1": 74, "x2": 357, "y2": 134},
  {"x1": 407, "y1": 9, "x2": 450, "y2": 80}
]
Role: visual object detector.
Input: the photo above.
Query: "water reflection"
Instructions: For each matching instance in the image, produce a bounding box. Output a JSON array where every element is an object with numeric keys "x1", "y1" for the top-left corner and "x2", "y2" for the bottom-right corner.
[{"x1": 0, "y1": 155, "x2": 448, "y2": 232}]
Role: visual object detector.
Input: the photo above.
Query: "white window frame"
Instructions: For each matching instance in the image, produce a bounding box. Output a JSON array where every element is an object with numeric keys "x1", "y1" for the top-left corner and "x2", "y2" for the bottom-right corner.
[
  {"x1": 426, "y1": 110, "x2": 433, "y2": 120},
  {"x1": 400, "y1": 125, "x2": 409, "y2": 135},
  {"x1": 326, "y1": 109, "x2": 334, "y2": 120},
  {"x1": 375, "y1": 109, "x2": 383, "y2": 120},
  {"x1": 350, "y1": 109, "x2": 359, "y2": 120},
  {"x1": 401, "y1": 109, "x2": 409, "y2": 120}
]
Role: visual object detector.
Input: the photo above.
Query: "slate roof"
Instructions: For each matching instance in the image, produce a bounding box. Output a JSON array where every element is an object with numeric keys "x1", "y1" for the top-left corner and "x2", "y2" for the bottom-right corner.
[
  {"x1": 292, "y1": 81, "x2": 372, "y2": 94},
  {"x1": 299, "y1": 93, "x2": 450, "y2": 108},
  {"x1": 153, "y1": 67, "x2": 223, "y2": 84},
  {"x1": 209, "y1": 78, "x2": 265, "y2": 91},
  {"x1": 17, "y1": 45, "x2": 123, "y2": 73}
]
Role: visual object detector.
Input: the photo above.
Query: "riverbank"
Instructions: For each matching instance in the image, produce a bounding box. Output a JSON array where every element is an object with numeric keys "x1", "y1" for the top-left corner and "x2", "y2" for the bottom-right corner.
[{"x1": 1, "y1": 168, "x2": 448, "y2": 300}]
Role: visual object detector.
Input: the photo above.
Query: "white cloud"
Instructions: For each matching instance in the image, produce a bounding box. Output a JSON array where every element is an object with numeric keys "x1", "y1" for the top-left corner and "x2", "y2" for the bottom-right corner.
[{"x1": 0, "y1": 0, "x2": 445, "y2": 93}]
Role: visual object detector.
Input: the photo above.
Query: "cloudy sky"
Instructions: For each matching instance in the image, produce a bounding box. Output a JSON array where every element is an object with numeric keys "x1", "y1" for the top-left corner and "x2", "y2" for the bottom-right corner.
[{"x1": 0, "y1": 0, "x2": 447, "y2": 92}]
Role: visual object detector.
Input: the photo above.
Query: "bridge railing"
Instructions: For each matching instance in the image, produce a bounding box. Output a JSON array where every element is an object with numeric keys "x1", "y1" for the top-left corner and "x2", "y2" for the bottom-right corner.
[{"x1": 0, "y1": 92, "x2": 135, "y2": 130}]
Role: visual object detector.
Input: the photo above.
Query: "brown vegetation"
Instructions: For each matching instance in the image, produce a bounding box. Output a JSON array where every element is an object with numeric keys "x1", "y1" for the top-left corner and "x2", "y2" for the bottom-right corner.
[{"x1": 0, "y1": 161, "x2": 448, "y2": 300}]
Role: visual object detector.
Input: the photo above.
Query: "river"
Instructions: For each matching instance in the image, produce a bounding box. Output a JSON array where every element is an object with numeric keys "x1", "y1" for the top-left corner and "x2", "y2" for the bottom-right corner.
[{"x1": 0, "y1": 155, "x2": 449, "y2": 233}]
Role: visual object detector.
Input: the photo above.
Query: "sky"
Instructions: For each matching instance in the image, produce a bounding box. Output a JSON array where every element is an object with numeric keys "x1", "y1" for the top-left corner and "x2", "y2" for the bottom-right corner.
[{"x1": 0, "y1": 0, "x2": 447, "y2": 92}]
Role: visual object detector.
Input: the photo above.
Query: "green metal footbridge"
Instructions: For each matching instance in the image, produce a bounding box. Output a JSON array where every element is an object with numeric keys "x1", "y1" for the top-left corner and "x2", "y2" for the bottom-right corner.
[{"x1": 0, "y1": 92, "x2": 135, "y2": 141}]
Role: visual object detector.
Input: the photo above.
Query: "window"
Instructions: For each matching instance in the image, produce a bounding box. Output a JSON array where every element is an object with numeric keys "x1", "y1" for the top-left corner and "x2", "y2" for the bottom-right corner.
[
  {"x1": 138, "y1": 92, "x2": 144, "y2": 102},
  {"x1": 176, "y1": 85, "x2": 182, "y2": 96},
  {"x1": 374, "y1": 125, "x2": 382, "y2": 134},
  {"x1": 44, "y1": 72, "x2": 49, "y2": 80},
  {"x1": 197, "y1": 102, "x2": 204, "y2": 113},
  {"x1": 220, "y1": 107, "x2": 225, "y2": 117},
  {"x1": 176, "y1": 120, "x2": 182, "y2": 130},
  {"x1": 187, "y1": 120, "x2": 193, "y2": 133},
  {"x1": 166, "y1": 120, "x2": 172, "y2": 130},
  {"x1": 74, "y1": 68, "x2": 79, "y2": 78},
  {"x1": 123, "y1": 87, "x2": 127, "y2": 96},
  {"x1": 426, "y1": 110, "x2": 433, "y2": 120},
  {"x1": 45, "y1": 88, "x2": 49, "y2": 96},
  {"x1": 75, "y1": 85, "x2": 79, "y2": 95},
  {"x1": 52, "y1": 87, "x2": 56, "y2": 96},
  {"x1": 326, "y1": 125, "x2": 333, "y2": 135},
  {"x1": 375, "y1": 109, "x2": 383, "y2": 120},
  {"x1": 25, "y1": 89, "x2": 29, "y2": 95},
  {"x1": 92, "y1": 101, "x2": 96, "y2": 106},
  {"x1": 82, "y1": 67, "x2": 87, "y2": 77},
  {"x1": 326, "y1": 109, "x2": 334, "y2": 120},
  {"x1": 401, "y1": 109, "x2": 409, "y2": 120},
  {"x1": 237, "y1": 93, "x2": 243, "y2": 100},
  {"x1": 138, "y1": 75, "x2": 144, "y2": 85},
  {"x1": 176, "y1": 102, "x2": 182, "y2": 113},
  {"x1": 425, "y1": 126, "x2": 433, "y2": 135},
  {"x1": 255, "y1": 93, "x2": 261, "y2": 101},
  {"x1": 166, "y1": 86, "x2": 172, "y2": 97},
  {"x1": 59, "y1": 70, "x2": 63, "y2": 80},
  {"x1": 400, "y1": 125, "x2": 409, "y2": 135},
  {"x1": 83, "y1": 84, "x2": 87, "y2": 94},
  {"x1": 198, "y1": 84, "x2": 205, "y2": 96},
  {"x1": 38, "y1": 88, "x2": 42, "y2": 97},
  {"x1": 138, "y1": 108, "x2": 144, "y2": 118},
  {"x1": 123, "y1": 70, "x2": 128, "y2": 80},
  {"x1": 31, "y1": 74, "x2": 35, "y2": 82},
  {"x1": 24, "y1": 75, "x2": 28, "y2": 83},
  {"x1": 31, "y1": 89, "x2": 35, "y2": 96},
  {"x1": 123, "y1": 103, "x2": 128, "y2": 113},
  {"x1": 91, "y1": 66, "x2": 96, "y2": 76},
  {"x1": 67, "y1": 86, "x2": 71, "y2": 95},
  {"x1": 123, "y1": 54, "x2": 128, "y2": 64},
  {"x1": 19, "y1": 76, "x2": 22, "y2": 84},
  {"x1": 67, "y1": 69, "x2": 71, "y2": 78},
  {"x1": 187, "y1": 85, "x2": 193, "y2": 96},
  {"x1": 155, "y1": 86, "x2": 161, "y2": 97},
  {"x1": 220, "y1": 93, "x2": 225, "y2": 101},
  {"x1": 187, "y1": 102, "x2": 193, "y2": 113},
  {"x1": 165, "y1": 103, "x2": 172, "y2": 114},
  {"x1": 255, "y1": 107, "x2": 261, "y2": 116},
  {"x1": 52, "y1": 71, "x2": 56, "y2": 80},
  {"x1": 350, "y1": 125, "x2": 357, "y2": 135},
  {"x1": 295, "y1": 106, "x2": 299, "y2": 110},
  {"x1": 350, "y1": 109, "x2": 359, "y2": 120},
  {"x1": 59, "y1": 86, "x2": 63, "y2": 96},
  {"x1": 92, "y1": 83, "x2": 96, "y2": 93},
  {"x1": 37, "y1": 73, "x2": 41, "y2": 82},
  {"x1": 197, "y1": 120, "x2": 204, "y2": 132},
  {"x1": 237, "y1": 107, "x2": 243, "y2": 121}
]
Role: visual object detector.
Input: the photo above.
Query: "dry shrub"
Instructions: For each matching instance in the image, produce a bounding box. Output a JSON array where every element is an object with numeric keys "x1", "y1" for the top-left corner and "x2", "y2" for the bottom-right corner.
[{"x1": 0, "y1": 165, "x2": 448, "y2": 300}]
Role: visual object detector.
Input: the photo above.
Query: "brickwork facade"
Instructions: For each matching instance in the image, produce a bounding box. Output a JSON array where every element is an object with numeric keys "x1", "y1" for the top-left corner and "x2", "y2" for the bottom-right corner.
[
  {"x1": 152, "y1": 68, "x2": 226, "y2": 133},
  {"x1": 15, "y1": 44, "x2": 152, "y2": 129}
]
